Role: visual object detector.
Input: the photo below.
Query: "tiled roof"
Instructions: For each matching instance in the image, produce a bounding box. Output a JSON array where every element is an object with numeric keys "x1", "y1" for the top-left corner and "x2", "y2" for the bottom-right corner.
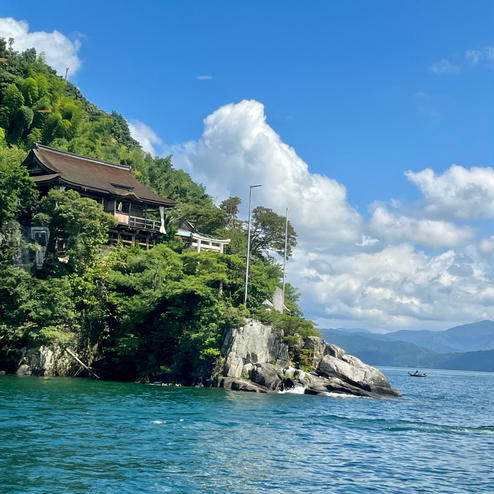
[{"x1": 26, "y1": 143, "x2": 176, "y2": 207}]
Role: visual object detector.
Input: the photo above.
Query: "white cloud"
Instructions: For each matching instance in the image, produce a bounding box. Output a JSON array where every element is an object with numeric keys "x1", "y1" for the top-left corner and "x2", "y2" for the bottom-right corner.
[
  {"x1": 0, "y1": 17, "x2": 82, "y2": 77},
  {"x1": 429, "y1": 47, "x2": 493, "y2": 76},
  {"x1": 479, "y1": 236, "x2": 494, "y2": 254},
  {"x1": 196, "y1": 75, "x2": 213, "y2": 80},
  {"x1": 465, "y1": 47, "x2": 494, "y2": 64},
  {"x1": 173, "y1": 100, "x2": 363, "y2": 246},
  {"x1": 290, "y1": 244, "x2": 493, "y2": 330},
  {"x1": 369, "y1": 205, "x2": 473, "y2": 248},
  {"x1": 405, "y1": 165, "x2": 494, "y2": 220},
  {"x1": 128, "y1": 120, "x2": 163, "y2": 156},
  {"x1": 429, "y1": 58, "x2": 460, "y2": 75},
  {"x1": 355, "y1": 235, "x2": 379, "y2": 247}
]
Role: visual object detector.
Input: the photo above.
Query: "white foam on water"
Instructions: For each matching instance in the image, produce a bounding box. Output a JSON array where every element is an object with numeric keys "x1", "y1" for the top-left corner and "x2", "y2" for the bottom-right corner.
[
  {"x1": 179, "y1": 418, "x2": 184, "y2": 422},
  {"x1": 279, "y1": 385, "x2": 306, "y2": 395},
  {"x1": 152, "y1": 420, "x2": 164, "y2": 424},
  {"x1": 322, "y1": 391, "x2": 361, "y2": 399}
]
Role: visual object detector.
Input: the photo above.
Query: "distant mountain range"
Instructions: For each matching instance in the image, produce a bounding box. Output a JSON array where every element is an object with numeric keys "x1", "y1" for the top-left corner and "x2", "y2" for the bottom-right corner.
[{"x1": 321, "y1": 320, "x2": 494, "y2": 372}]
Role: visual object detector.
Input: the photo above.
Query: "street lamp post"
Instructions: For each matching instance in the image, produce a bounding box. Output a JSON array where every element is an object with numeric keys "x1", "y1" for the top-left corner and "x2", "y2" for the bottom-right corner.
[
  {"x1": 281, "y1": 208, "x2": 288, "y2": 312},
  {"x1": 244, "y1": 184, "x2": 262, "y2": 305}
]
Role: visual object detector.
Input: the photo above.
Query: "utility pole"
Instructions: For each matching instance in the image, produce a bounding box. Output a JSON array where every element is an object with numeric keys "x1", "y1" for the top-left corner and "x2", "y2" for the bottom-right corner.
[
  {"x1": 64, "y1": 67, "x2": 69, "y2": 81},
  {"x1": 282, "y1": 208, "x2": 288, "y2": 312},
  {"x1": 244, "y1": 184, "x2": 262, "y2": 305}
]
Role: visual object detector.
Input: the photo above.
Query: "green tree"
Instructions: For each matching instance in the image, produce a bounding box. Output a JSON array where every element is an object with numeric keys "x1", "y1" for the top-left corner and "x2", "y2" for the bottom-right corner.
[
  {"x1": 219, "y1": 196, "x2": 241, "y2": 228},
  {"x1": 0, "y1": 83, "x2": 24, "y2": 130},
  {"x1": 249, "y1": 206, "x2": 297, "y2": 259},
  {"x1": 8, "y1": 105, "x2": 34, "y2": 144},
  {"x1": 0, "y1": 266, "x2": 79, "y2": 351},
  {"x1": 34, "y1": 189, "x2": 116, "y2": 275},
  {"x1": 19, "y1": 77, "x2": 39, "y2": 106},
  {"x1": 100, "y1": 246, "x2": 253, "y2": 381},
  {"x1": 0, "y1": 146, "x2": 37, "y2": 263},
  {"x1": 41, "y1": 97, "x2": 84, "y2": 144},
  {"x1": 0, "y1": 146, "x2": 35, "y2": 225}
]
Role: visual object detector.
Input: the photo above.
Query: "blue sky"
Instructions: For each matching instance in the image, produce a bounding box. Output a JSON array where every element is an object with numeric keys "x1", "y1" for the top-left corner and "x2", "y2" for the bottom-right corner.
[{"x1": 1, "y1": 1, "x2": 493, "y2": 331}]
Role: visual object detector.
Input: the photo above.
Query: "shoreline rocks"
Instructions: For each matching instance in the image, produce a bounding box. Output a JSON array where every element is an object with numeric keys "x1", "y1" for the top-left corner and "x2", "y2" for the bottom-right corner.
[
  {"x1": 6, "y1": 319, "x2": 401, "y2": 399},
  {"x1": 215, "y1": 319, "x2": 401, "y2": 398}
]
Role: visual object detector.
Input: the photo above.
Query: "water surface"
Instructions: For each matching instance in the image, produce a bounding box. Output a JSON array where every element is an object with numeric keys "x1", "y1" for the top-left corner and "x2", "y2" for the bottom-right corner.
[{"x1": 1, "y1": 368, "x2": 492, "y2": 493}]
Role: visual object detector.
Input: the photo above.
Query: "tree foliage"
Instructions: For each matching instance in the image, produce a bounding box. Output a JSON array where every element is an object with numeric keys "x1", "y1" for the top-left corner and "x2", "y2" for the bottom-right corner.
[
  {"x1": 34, "y1": 189, "x2": 116, "y2": 275},
  {"x1": 0, "y1": 145, "x2": 37, "y2": 225},
  {"x1": 250, "y1": 206, "x2": 297, "y2": 259},
  {"x1": 0, "y1": 145, "x2": 37, "y2": 262}
]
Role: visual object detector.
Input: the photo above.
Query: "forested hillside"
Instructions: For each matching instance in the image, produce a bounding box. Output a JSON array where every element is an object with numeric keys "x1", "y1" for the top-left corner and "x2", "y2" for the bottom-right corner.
[
  {"x1": 0, "y1": 37, "x2": 229, "y2": 234},
  {"x1": 0, "y1": 40, "x2": 315, "y2": 383}
]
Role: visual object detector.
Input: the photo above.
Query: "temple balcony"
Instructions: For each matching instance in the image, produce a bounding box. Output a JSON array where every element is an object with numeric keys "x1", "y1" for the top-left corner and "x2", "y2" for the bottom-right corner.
[{"x1": 114, "y1": 213, "x2": 162, "y2": 232}]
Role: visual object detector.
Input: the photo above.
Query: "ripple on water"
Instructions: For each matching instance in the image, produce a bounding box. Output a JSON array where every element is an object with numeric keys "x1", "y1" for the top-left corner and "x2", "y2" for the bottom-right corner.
[{"x1": 0, "y1": 370, "x2": 492, "y2": 494}]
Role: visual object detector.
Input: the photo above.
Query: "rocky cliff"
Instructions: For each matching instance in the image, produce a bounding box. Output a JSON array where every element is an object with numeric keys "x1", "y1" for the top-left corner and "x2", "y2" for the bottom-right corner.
[{"x1": 215, "y1": 319, "x2": 401, "y2": 398}]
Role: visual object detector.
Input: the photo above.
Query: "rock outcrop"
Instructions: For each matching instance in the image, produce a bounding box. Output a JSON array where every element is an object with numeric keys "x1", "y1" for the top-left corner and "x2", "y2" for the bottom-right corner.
[
  {"x1": 222, "y1": 319, "x2": 289, "y2": 377},
  {"x1": 15, "y1": 346, "x2": 73, "y2": 377},
  {"x1": 214, "y1": 319, "x2": 401, "y2": 398}
]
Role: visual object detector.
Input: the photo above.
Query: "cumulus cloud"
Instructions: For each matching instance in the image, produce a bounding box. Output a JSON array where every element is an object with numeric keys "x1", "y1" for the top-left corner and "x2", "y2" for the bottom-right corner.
[
  {"x1": 0, "y1": 17, "x2": 82, "y2": 77},
  {"x1": 369, "y1": 205, "x2": 473, "y2": 248},
  {"x1": 429, "y1": 58, "x2": 460, "y2": 75},
  {"x1": 173, "y1": 100, "x2": 363, "y2": 246},
  {"x1": 168, "y1": 100, "x2": 493, "y2": 330},
  {"x1": 289, "y1": 244, "x2": 493, "y2": 330},
  {"x1": 405, "y1": 165, "x2": 494, "y2": 220},
  {"x1": 128, "y1": 120, "x2": 163, "y2": 156}
]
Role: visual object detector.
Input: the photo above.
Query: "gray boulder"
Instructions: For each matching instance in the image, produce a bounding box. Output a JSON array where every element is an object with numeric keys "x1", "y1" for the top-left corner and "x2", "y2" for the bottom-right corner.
[
  {"x1": 250, "y1": 363, "x2": 284, "y2": 391},
  {"x1": 215, "y1": 376, "x2": 267, "y2": 393},
  {"x1": 304, "y1": 374, "x2": 379, "y2": 397},
  {"x1": 16, "y1": 364, "x2": 32, "y2": 376},
  {"x1": 317, "y1": 354, "x2": 400, "y2": 396},
  {"x1": 303, "y1": 336, "x2": 346, "y2": 361}
]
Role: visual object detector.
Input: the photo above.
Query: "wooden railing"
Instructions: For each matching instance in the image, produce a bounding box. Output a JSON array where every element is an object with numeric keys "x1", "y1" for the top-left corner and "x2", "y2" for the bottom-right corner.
[
  {"x1": 114, "y1": 213, "x2": 161, "y2": 231},
  {"x1": 128, "y1": 215, "x2": 161, "y2": 231}
]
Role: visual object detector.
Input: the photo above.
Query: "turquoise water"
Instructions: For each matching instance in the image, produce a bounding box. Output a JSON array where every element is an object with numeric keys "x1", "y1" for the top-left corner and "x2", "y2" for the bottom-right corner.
[{"x1": 1, "y1": 368, "x2": 492, "y2": 493}]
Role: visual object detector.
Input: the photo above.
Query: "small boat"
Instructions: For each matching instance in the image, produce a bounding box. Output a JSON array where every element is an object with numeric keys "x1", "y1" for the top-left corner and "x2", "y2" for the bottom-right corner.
[{"x1": 408, "y1": 370, "x2": 427, "y2": 377}]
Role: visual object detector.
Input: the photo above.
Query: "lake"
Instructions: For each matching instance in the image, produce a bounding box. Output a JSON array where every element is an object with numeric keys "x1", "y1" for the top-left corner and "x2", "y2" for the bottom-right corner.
[{"x1": 1, "y1": 368, "x2": 492, "y2": 493}]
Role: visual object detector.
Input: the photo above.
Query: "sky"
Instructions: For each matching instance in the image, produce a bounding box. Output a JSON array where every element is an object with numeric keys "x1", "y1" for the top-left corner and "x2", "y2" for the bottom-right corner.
[{"x1": 1, "y1": 0, "x2": 493, "y2": 332}]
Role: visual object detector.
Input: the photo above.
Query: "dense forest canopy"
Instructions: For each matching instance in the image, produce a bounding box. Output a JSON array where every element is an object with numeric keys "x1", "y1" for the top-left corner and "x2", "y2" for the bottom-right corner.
[{"x1": 0, "y1": 39, "x2": 316, "y2": 382}]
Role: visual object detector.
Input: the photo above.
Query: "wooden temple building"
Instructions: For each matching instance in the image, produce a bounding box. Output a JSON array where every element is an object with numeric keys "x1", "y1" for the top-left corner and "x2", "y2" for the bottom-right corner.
[
  {"x1": 23, "y1": 143, "x2": 176, "y2": 248},
  {"x1": 23, "y1": 143, "x2": 230, "y2": 253}
]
